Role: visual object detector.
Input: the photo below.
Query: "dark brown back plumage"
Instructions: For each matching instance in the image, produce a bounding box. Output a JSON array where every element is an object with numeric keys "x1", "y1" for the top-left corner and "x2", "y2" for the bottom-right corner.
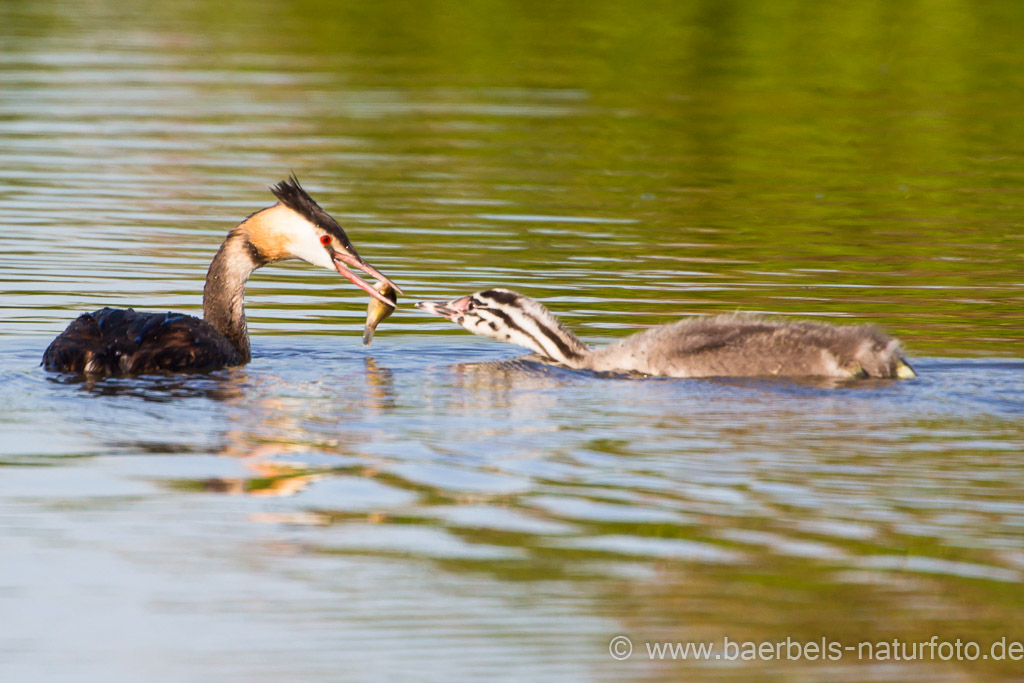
[{"x1": 43, "y1": 308, "x2": 241, "y2": 375}]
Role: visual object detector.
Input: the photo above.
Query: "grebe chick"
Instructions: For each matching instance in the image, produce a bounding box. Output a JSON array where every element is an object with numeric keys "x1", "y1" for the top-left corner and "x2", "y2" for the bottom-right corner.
[
  {"x1": 417, "y1": 289, "x2": 916, "y2": 379},
  {"x1": 44, "y1": 176, "x2": 401, "y2": 376},
  {"x1": 362, "y1": 281, "x2": 398, "y2": 346}
]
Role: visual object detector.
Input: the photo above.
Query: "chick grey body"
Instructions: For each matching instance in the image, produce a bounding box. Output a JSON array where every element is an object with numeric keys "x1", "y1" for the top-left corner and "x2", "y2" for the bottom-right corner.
[{"x1": 417, "y1": 289, "x2": 915, "y2": 380}]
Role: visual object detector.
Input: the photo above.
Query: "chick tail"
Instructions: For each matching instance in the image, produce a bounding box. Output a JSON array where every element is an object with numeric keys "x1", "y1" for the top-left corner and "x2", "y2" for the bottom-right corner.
[{"x1": 896, "y1": 359, "x2": 916, "y2": 379}]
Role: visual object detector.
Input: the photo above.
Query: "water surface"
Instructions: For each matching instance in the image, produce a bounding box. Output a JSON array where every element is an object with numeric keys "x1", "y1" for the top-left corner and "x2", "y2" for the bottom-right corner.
[{"x1": 2, "y1": 0, "x2": 1023, "y2": 680}]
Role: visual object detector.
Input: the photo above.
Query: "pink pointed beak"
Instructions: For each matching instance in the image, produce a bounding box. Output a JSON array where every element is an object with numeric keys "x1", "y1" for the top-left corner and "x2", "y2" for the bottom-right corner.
[
  {"x1": 415, "y1": 296, "x2": 471, "y2": 320},
  {"x1": 332, "y1": 251, "x2": 403, "y2": 308}
]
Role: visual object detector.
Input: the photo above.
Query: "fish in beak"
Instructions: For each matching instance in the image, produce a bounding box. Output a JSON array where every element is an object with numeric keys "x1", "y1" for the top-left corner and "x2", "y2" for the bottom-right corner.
[{"x1": 363, "y1": 281, "x2": 398, "y2": 346}]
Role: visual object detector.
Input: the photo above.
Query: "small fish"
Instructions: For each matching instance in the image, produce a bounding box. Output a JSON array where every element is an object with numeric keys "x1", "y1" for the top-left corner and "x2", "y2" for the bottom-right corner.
[{"x1": 362, "y1": 281, "x2": 398, "y2": 346}]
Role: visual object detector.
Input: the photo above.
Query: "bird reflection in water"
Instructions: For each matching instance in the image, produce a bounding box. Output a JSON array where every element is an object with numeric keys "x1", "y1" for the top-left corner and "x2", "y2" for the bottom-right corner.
[
  {"x1": 362, "y1": 356, "x2": 396, "y2": 412},
  {"x1": 440, "y1": 357, "x2": 573, "y2": 417},
  {"x1": 47, "y1": 367, "x2": 251, "y2": 402},
  {"x1": 155, "y1": 355, "x2": 400, "y2": 512}
]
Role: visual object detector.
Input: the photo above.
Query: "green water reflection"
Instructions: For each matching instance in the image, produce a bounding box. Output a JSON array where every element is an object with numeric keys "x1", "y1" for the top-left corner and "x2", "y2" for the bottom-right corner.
[
  {"x1": 2, "y1": 0, "x2": 1023, "y2": 680},
  {"x1": 3, "y1": 0, "x2": 1023, "y2": 356}
]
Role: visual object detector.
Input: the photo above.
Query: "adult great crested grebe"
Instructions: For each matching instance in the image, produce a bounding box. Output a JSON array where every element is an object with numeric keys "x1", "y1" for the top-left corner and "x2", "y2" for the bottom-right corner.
[
  {"x1": 417, "y1": 289, "x2": 916, "y2": 379},
  {"x1": 43, "y1": 176, "x2": 401, "y2": 376}
]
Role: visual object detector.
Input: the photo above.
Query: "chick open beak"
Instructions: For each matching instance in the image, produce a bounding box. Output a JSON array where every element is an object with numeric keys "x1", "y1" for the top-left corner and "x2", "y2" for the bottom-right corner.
[{"x1": 415, "y1": 296, "x2": 470, "y2": 320}]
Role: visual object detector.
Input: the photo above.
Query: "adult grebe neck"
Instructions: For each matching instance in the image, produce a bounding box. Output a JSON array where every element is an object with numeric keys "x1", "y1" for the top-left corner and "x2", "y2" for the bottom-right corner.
[{"x1": 203, "y1": 226, "x2": 264, "y2": 363}]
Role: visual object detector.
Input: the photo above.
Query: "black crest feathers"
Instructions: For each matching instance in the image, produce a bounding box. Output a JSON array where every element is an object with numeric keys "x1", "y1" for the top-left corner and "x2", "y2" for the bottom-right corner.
[{"x1": 269, "y1": 175, "x2": 342, "y2": 233}]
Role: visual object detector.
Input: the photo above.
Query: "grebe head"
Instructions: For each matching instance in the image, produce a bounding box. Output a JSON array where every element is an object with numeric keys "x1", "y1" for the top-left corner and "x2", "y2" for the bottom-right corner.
[
  {"x1": 417, "y1": 289, "x2": 526, "y2": 342},
  {"x1": 416, "y1": 289, "x2": 590, "y2": 365},
  {"x1": 245, "y1": 176, "x2": 401, "y2": 307}
]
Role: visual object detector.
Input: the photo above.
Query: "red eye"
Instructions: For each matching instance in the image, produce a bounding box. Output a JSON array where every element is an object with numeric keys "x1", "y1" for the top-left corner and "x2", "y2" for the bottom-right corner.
[{"x1": 320, "y1": 235, "x2": 331, "y2": 246}]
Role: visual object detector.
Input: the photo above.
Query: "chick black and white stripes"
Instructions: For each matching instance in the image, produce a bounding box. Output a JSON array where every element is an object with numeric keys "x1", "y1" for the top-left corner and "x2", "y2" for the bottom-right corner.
[{"x1": 419, "y1": 289, "x2": 591, "y2": 367}]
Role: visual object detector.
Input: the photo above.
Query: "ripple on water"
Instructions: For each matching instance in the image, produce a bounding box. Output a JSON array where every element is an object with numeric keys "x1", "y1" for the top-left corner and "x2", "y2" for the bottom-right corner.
[
  {"x1": 554, "y1": 535, "x2": 747, "y2": 565},
  {"x1": 2, "y1": 4, "x2": 1024, "y2": 676}
]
